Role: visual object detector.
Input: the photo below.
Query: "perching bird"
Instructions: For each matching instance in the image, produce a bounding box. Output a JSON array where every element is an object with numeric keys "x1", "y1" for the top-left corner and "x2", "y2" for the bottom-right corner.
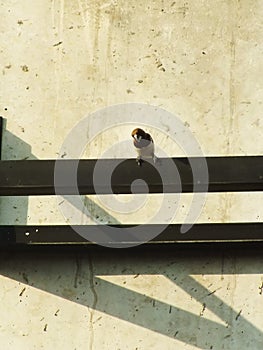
[{"x1": 131, "y1": 128, "x2": 156, "y2": 166}]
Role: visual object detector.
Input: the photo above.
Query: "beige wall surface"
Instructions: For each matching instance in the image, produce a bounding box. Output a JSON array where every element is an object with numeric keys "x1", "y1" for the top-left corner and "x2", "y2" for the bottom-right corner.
[{"x1": 0, "y1": 1, "x2": 263, "y2": 349}]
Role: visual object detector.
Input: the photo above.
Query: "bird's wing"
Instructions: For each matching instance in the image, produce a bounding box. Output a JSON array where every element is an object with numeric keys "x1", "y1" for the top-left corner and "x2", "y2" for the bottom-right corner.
[{"x1": 145, "y1": 133, "x2": 153, "y2": 143}]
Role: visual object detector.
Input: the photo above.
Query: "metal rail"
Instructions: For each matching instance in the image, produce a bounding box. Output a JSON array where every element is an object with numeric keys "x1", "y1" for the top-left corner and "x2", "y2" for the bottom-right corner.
[
  {"x1": 1, "y1": 116, "x2": 263, "y2": 249},
  {"x1": 0, "y1": 223, "x2": 263, "y2": 247},
  {"x1": 0, "y1": 156, "x2": 262, "y2": 195}
]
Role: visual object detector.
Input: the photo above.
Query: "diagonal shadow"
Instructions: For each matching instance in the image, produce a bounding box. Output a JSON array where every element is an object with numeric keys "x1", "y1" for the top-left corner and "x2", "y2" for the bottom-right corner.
[
  {"x1": 165, "y1": 274, "x2": 263, "y2": 349},
  {"x1": 0, "y1": 251, "x2": 262, "y2": 349},
  {"x1": 62, "y1": 195, "x2": 121, "y2": 225},
  {"x1": 1, "y1": 121, "x2": 262, "y2": 348},
  {"x1": 0, "y1": 121, "x2": 37, "y2": 225},
  {"x1": 1, "y1": 117, "x2": 121, "y2": 226},
  {"x1": 91, "y1": 277, "x2": 228, "y2": 348}
]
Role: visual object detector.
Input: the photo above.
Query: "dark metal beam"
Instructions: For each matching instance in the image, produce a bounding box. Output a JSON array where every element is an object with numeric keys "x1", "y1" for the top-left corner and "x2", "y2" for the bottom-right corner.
[
  {"x1": 0, "y1": 116, "x2": 3, "y2": 160},
  {"x1": 0, "y1": 156, "x2": 262, "y2": 195},
  {"x1": 0, "y1": 223, "x2": 263, "y2": 247}
]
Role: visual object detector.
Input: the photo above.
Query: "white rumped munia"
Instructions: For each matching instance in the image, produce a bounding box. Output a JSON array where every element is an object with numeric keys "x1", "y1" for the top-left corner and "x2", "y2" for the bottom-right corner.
[{"x1": 131, "y1": 128, "x2": 156, "y2": 166}]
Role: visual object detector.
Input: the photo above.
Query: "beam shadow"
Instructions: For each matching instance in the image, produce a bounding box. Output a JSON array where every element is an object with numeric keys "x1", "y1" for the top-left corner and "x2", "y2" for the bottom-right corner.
[
  {"x1": 0, "y1": 251, "x2": 262, "y2": 349},
  {"x1": 0, "y1": 120, "x2": 37, "y2": 225}
]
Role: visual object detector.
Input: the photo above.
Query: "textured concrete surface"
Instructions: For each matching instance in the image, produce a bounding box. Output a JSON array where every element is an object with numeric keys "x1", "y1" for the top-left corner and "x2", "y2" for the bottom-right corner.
[
  {"x1": 0, "y1": 0, "x2": 263, "y2": 349},
  {"x1": 0, "y1": 251, "x2": 262, "y2": 350}
]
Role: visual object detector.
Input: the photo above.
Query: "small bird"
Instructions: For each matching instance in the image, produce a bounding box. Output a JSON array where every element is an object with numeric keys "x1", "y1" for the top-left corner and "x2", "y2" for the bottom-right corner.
[{"x1": 131, "y1": 128, "x2": 156, "y2": 166}]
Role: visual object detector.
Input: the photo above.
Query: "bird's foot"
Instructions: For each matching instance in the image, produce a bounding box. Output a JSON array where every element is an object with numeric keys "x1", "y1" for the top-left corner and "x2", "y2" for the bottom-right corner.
[{"x1": 136, "y1": 157, "x2": 143, "y2": 166}]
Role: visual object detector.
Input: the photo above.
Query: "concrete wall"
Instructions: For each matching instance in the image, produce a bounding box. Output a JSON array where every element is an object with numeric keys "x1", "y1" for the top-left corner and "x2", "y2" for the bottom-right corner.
[{"x1": 0, "y1": 0, "x2": 263, "y2": 349}]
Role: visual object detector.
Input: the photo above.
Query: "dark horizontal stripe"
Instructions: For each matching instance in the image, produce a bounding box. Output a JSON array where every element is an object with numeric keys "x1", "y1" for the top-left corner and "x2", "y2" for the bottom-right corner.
[
  {"x1": 0, "y1": 223, "x2": 262, "y2": 246},
  {"x1": 0, "y1": 156, "x2": 262, "y2": 195}
]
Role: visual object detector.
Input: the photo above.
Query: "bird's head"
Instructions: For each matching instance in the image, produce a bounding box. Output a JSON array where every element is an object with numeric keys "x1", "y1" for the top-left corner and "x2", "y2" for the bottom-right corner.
[{"x1": 131, "y1": 128, "x2": 146, "y2": 142}]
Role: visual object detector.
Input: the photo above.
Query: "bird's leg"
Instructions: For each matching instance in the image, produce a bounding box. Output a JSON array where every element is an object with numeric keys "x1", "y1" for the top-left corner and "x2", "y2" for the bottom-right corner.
[{"x1": 136, "y1": 157, "x2": 143, "y2": 166}]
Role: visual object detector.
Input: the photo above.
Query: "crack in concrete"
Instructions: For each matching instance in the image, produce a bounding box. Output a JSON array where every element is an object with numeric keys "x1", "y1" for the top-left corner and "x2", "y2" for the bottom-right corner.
[
  {"x1": 88, "y1": 254, "x2": 98, "y2": 350},
  {"x1": 74, "y1": 257, "x2": 82, "y2": 288},
  {"x1": 227, "y1": 0, "x2": 240, "y2": 155}
]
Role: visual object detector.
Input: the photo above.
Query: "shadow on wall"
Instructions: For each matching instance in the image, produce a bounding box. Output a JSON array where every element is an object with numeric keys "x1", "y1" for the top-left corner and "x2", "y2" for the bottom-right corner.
[
  {"x1": 0, "y1": 250, "x2": 262, "y2": 349},
  {"x1": 0, "y1": 118, "x2": 120, "y2": 226},
  {"x1": 0, "y1": 119, "x2": 38, "y2": 225},
  {"x1": 0, "y1": 125, "x2": 262, "y2": 348}
]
